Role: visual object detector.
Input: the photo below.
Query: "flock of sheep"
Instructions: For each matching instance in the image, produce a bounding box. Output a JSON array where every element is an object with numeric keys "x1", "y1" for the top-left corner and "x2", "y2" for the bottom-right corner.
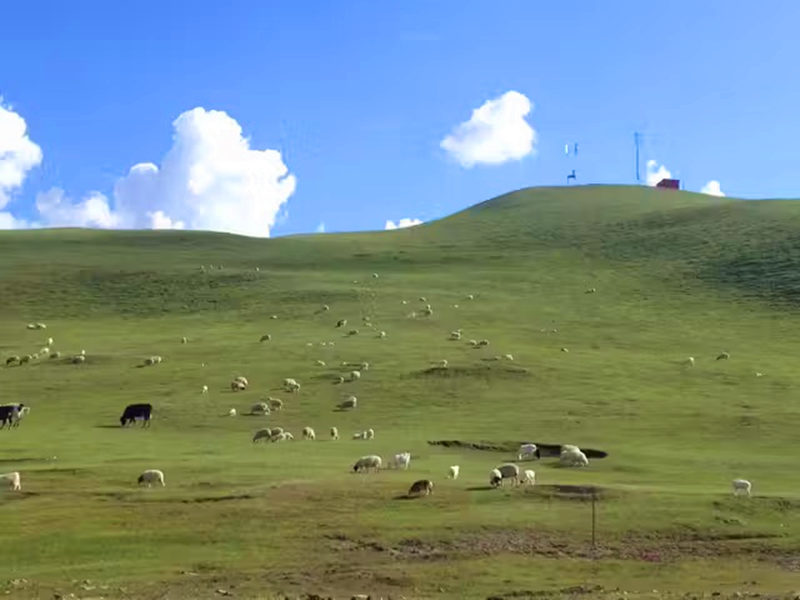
[{"x1": 1, "y1": 275, "x2": 754, "y2": 500}]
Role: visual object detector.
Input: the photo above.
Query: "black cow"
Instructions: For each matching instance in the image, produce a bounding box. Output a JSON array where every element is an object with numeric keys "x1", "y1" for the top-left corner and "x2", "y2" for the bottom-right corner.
[
  {"x1": 120, "y1": 403, "x2": 152, "y2": 427},
  {"x1": 0, "y1": 404, "x2": 22, "y2": 429}
]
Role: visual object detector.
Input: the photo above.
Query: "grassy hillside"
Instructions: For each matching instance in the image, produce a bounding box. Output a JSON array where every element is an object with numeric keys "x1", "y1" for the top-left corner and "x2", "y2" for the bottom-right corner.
[{"x1": 1, "y1": 185, "x2": 799, "y2": 599}]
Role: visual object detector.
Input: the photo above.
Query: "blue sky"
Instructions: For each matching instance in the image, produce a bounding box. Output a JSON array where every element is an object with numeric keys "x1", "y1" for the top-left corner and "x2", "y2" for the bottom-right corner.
[{"x1": 1, "y1": 1, "x2": 799, "y2": 237}]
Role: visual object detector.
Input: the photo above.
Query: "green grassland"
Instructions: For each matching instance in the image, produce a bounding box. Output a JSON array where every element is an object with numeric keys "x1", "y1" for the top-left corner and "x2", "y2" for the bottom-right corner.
[{"x1": 1, "y1": 185, "x2": 799, "y2": 599}]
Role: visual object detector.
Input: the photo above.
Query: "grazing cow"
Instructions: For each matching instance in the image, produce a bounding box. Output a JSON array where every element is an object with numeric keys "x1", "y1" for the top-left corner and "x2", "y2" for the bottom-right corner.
[
  {"x1": 120, "y1": 403, "x2": 153, "y2": 427},
  {"x1": 0, "y1": 404, "x2": 22, "y2": 429}
]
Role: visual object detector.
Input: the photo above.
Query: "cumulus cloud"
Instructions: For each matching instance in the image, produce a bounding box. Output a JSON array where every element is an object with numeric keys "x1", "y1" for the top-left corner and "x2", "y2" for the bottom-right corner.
[
  {"x1": 0, "y1": 102, "x2": 42, "y2": 208},
  {"x1": 385, "y1": 217, "x2": 423, "y2": 230},
  {"x1": 700, "y1": 180, "x2": 725, "y2": 197},
  {"x1": 35, "y1": 188, "x2": 120, "y2": 228},
  {"x1": 315, "y1": 222, "x2": 326, "y2": 233},
  {"x1": 0, "y1": 211, "x2": 31, "y2": 230},
  {"x1": 111, "y1": 107, "x2": 296, "y2": 237},
  {"x1": 440, "y1": 91, "x2": 536, "y2": 168},
  {"x1": 646, "y1": 160, "x2": 672, "y2": 186},
  {"x1": 1, "y1": 107, "x2": 296, "y2": 236}
]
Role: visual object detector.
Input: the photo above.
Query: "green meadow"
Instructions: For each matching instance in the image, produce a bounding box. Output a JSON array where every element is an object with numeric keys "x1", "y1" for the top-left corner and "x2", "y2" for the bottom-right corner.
[{"x1": 1, "y1": 185, "x2": 798, "y2": 599}]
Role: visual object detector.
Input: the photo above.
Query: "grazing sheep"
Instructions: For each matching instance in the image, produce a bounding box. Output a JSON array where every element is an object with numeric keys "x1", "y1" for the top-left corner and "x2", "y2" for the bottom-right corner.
[
  {"x1": 202, "y1": 385, "x2": 209, "y2": 394},
  {"x1": 392, "y1": 452, "x2": 411, "y2": 470},
  {"x1": 366, "y1": 428, "x2": 375, "y2": 440},
  {"x1": 40, "y1": 346, "x2": 50, "y2": 355},
  {"x1": 315, "y1": 360, "x2": 326, "y2": 367},
  {"x1": 283, "y1": 378, "x2": 301, "y2": 393},
  {"x1": 36, "y1": 323, "x2": 47, "y2": 329},
  {"x1": 522, "y1": 469, "x2": 536, "y2": 486},
  {"x1": 408, "y1": 479, "x2": 434, "y2": 497},
  {"x1": 478, "y1": 339, "x2": 489, "y2": 347},
  {"x1": 330, "y1": 426, "x2": 339, "y2": 440},
  {"x1": 560, "y1": 347, "x2": 569, "y2": 353},
  {"x1": 267, "y1": 397, "x2": 283, "y2": 411},
  {"x1": 453, "y1": 304, "x2": 459, "y2": 309},
  {"x1": 137, "y1": 469, "x2": 165, "y2": 488},
  {"x1": 336, "y1": 319, "x2": 347, "y2": 328},
  {"x1": 231, "y1": 380, "x2": 247, "y2": 391},
  {"x1": 335, "y1": 375, "x2": 345, "y2": 384},
  {"x1": 755, "y1": 372, "x2": 764, "y2": 377},
  {"x1": 270, "y1": 315, "x2": 278, "y2": 320},
  {"x1": 352, "y1": 455, "x2": 382, "y2": 473},
  {"x1": 353, "y1": 431, "x2": 368, "y2": 440},
  {"x1": 144, "y1": 355, "x2": 163, "y2": 366},
  {"x1": 20, "y1": 355, "x2": 32, "y2": 364},
  {"x1": 372, "y1": 273, "x2": 379, "y2": 279},
  {"x1": 5, "y1": 356, "x2": 19, "y2": 366},
  {"x1": 559, "y1": 446, "x2": 589, "y2": 467},
  {"x1": 271, "y1": 431, "x2": 293, "y2": 442},
  {"x1": 586, "y1": 288, "x2": 596, "y2": 294},
  {"x1": 31, "y1": 353, "x2": 39, "y2": 360},
  {"x1": 448, "y1": 465, "x2": 460, "y2": 480},
  {"x1": 347, "y1": 329, "x2": 359, "y2": 336},
  {"x1": 468, "y1": 339, "x2": 478, "y2": 347},
  {"x1": 449, "y1": 330, "x2": 462, "y2": 341},
  {"x1": 252, "y1": 428, "x2": 272, "y2": 443},
  {"x1": 46, "y1": 337, "x2": 54, "y2": 346},
  {"x1": 338, "y1": 396, "x2": 358, "y2": 410},
  {"x1": 250, "y1": 402, "x2": 270, "y2": 415},
  {"x1": 349, "y1": 370, "x2": 361, "y2": 382},
  {"x1": 685, "y1": 356, "x2": 695, "y2": 367},
  {"x1": 466, "y1": 294, "x2": 475, "y2": 300},
  {"x1": 49, "y1": 351, "x2": 61, "y2": 359},
  {"x1": 401, "y1": 300, "x2": 408, "y2": 305},
  {"x1": 716, "y1": 351, "x2": 730, "y2": 361},
  {"x1": 181, "y1": 337, "x2": 188, "y2": 344},
  {"x1": 1, "y1": 472, "x2": 21, "y2": 491},
  {"x1": 421, "y1": 307, "x2": 433, "y2": 317},
  {"x1": 517, "y1": 444, "x2": 540, "y2": 461},
  {"x1": 490, "y1": 464, "x2": 520, "y2": 487},
  {"x1": 269, "y1": 427, "x2": 284, "y2": 436},
  {"x1": 378, "y1": 330, "x2": 387, "y2": 338},
  {"x1": 434, "y1": 359, "x2": 448, "y2": 369},
  {"x1": 302, "y1": 426, "x2": 316, "y2": 440},
  {"x1": 321, "y1": 304, "x2": 330, "y2": 312},
  {"x1": 259, "y1": 334, "x2": 272, "y2": 342},
  {"x1": 503, "y1": 354, "x2": 514, "y2": 361},
  {"x1": 71, "y1": 355, "x2": 85, "y2": 364},
  {"x1": 26, "y1": 323, "x2": 36, "y2": 330},
  {"x1": 732, "y1": 479, "x2": 752, "y2": 497},
  {"x1": 418, "y1": 297, "x2": 427, "y2": 302}
]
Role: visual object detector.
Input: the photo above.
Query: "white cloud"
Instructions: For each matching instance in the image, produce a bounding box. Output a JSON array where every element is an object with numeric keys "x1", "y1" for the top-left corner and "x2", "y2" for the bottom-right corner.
[
  {"x1": 0, "y1": 102, "x2": 42, "y2": 208},
  {"x1": 385, "y1": 217, "x2": 423, "y2": 230},
  {"x1": 646, "y1": 160, "x2": 672, "y2": 186},
  {"x1": 35, "y1": 188, "x2": 120, "y2": 228},
  {"x1": 315, "y1": 222, "x2": 326, "y2": 233},
  {"x1": 111, "y1": 107, "x2": 296, "y2": 237},
  {"x1": 0, "y1": 211, "x2": 31, "y2": 229},
  {"x1": 1, "y1": 107, "x2": 296, "y2": 236},
  {"x1": 700, "y1": 180, "x2": 725, "y2": 197},
  {"x1": 440, "y1": 91, "x2": 536, "y2": 168}
]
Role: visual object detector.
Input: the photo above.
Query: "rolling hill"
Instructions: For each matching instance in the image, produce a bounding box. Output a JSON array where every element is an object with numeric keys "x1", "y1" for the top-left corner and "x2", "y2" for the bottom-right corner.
[{"x1": 1, "y1": 185, "x2": 798, "y2": 600}]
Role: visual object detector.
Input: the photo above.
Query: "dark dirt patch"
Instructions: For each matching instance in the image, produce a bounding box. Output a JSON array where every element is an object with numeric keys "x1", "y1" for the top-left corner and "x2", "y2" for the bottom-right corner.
[
  {"x1": 324, "y1": 527, "x2": 800, "y2": 568},
  {"x1": 416, "y1": 364, "x2": 531, "y2": 379},
  {"x1": 181, "y1": 494, "x2": 256, "y2": 503},
  {"x1": 428, "y1": 440, "x2": 608, "y2": 459}
]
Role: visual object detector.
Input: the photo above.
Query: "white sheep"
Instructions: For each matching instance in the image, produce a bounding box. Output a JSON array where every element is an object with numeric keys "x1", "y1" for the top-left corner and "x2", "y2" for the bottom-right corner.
[
  {"x1": 359, "y1": 362, "x2": 370, "y2": 371},
  {"x1": 372, "y1": 273, "x2": 379, "y2": 278},
  {"x1": 228, "y1": 408, "x2": 237, "y2": 417},
  {"x1": 401, "y1": 300, "x2": 408, "y2": 305},
  {"x1": 336, "y1": 319, "x2": 347, "y2": 328},
  {"x1": 260, "y1": 334, "x2": 272, "y2": 342},
  {"x1": 335, "y1": 375, "x2": 345, "y2": 384},
  {"x1": 421, "y1": 307, "x2": 433, "y2": 317},
  {"x1": 434, "y1": 359, "x2": 448, "y2": 369},
  {"x1": 586, "y1": 288, "x2": 596, "y2": 294},
  {"x1": 517, "y1": 444, "x2": 539, "y2": 461},
  {"x1": 330, "y1": 426, "x2": 339, "y2": 440},
  {"x1": 448, "y1": 465, "x2": 460, "y2": 480},
  {"x1": 366, "y1": 428, "x2": 375, "y2": 440},
  {"x1": 267, "y1": 397, "x2": 283, "y2": 411},
  {"x1": 732, "y1": 479, "x2": 752, "y2": 496},
  {"x1": 315, "y1": 360, "x2": 326, "y2": 367},
  {"x1": 349, "y1": 370, "x2": 361, "y2": 382},
  {"x1": 391, "y1": 452, "x2": 411, "y2": 470},
  {"x1": 503, "y1": 354, "x2": 514, "y2": 361},
  {"x1": 283, "y1": 378, "x2": 301, "y2": 393},
  {"x1": 378, "y1": 331, "x2": 387, "y2": 338},
  {"x1": 347, "y1": 329, "x2": 359, "y2": 336},
  {"x1": 71, "y1": 355, "x2": 85, "y2": 364},
  {"x1": 302, "y1": 426, "x2": 316, "y2": 440},
  {"x1": 468, "y1": 339, "x2": 478, "y2": 347},
  {"x1": 490, "y1": 464, "x2": 521, "y2": 487},
  {"x1": 418, "y1": 297, "x2": 427, "y2": 302},
  {"x1": 716, "y1": 351, "x2": 730, "y2": 361},
  {"x1": 338, "y1": 396, "x2": 357, "y2": 410},
  {"x1": 270, "y1": 315, "x2": 278, "y2": 320},
  {"x1": 478, "y1": 339, "x2": 489, "y2": 347},
  {"x1": 466, "y1": 294, "x2": 474, "y2": 300},
  {"x1": 353, "y1": 431, "x2": 368, "y2": 440},
  {"x1": 685, "y1": 356, "x2": 695, "y2": 367},
  {"x1": 231, "y1": 380, "x2": 247, "y2": 391},
  {"x1": 250, "y1": 402, "x2": 270, "y2": 415},
  {"x1": 352, "y1": 455, "x2": 382, "y2": 473},
  {"x1": 181, "y1": 337, "x2": 188, "y2": 344},
  {"x1": 559, "y1": 446, "x2": 589, "y2": 467},
  {"x1": 137, "y1": 469, "x2": 165, "y2": 488},
  {"x1": 1, "y1": 471, "x2": 21, "y2": 491},
  {"x1": 202, "y1": 385, "x2": 209, "y2": 394},
  {"x1": 449, "y1": 330, "x2": 462, "y2": 341},
  {"x1": 252, "y1": 428, "x2": 272, "y2": 443},
  {"x1": 522, "y1": 469, "x2": 536, "y2": 486},
  {"x1": 46, "y1": 337, "x2": 54, "y2": 346}
]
